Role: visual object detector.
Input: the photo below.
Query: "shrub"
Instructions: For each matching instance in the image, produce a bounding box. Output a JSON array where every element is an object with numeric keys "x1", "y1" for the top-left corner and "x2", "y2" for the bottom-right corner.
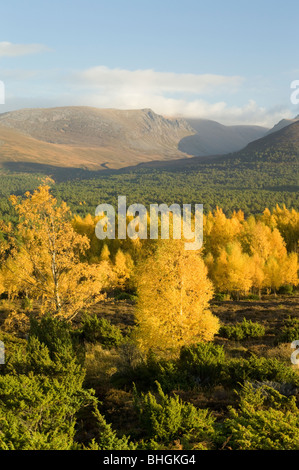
[
  {"x1": 243, "y1": 293, "x2": 260, "y2": 301},
  {"x1": 133, "y1": 381, "x2": 215, "y2": 448},
  {"x1": 213, "y1": 293, "x2": 230, "y2": 301},
  {"x1": 84, "y1": 407, "x2": 136, "y2": 450},
  {"x1": 0, "y1": 332, "x2": 26, "y2": 373},
  {"x1": 114, "y1": 343, "x2": 228, "y2": 391},
  {"x1": 178, "y1": 343, "x2": 226, "y2": 387},
  {"x1": 114, "y1": 292, "x2": 137, "y2": 302},
  {"x1": 112, "y1": 350, "x2": 188, "y2": 393},
  {"x1": 29, "y1": 315, "x2": 85, "y2": 365},
  {"x1": 277, "y1": 317, "x2": 299, "y2": 343},
  {"x1": 220, "y1": 382, "x2": 299, "y2": 450},
  {"x1": 225, "y1": 355, "x2": 299, "y2": 387},
  {"x1": 278, "y1": 326, "x2": 299, "y2": 343},
  {"x1": 115, "y1": 343, "x2": 299, "y2": 393},
  {"x1": 278, "y1": 284, "x2": 293, "y2": 295},
  {"x1": 29, "y1": 315, "x2": 74, "y2": 358},
  {"x1": 0, "y1": 324, "x2": 135, "y2": 450},
  {"x1": 0, "y1": 374, "x2": 77, "y2": 449},
  {"x1": 219, "y1": 318, "x2": 265, "y2": 341},
  {"x1": 80, "y1": 314, "x2": 124, "y2": 349},
  {"x1": 0, "y1": 334, "x2": 94, "y2": 450},
  {"x1": 21, "y1": 296, "x2": 33, "y2": 311}
]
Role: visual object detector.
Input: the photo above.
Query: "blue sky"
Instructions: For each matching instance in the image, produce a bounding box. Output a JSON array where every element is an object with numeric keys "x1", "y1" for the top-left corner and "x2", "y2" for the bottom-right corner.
[{"x1": 0, "y1": 0, "x2": 298, "y2": 126}]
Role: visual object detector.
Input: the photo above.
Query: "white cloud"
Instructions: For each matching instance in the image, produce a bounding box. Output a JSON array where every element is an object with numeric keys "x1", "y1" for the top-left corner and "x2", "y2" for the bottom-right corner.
[
  {"x1": 75, "y1": 66, "x2": 243, "y2": 96},
  {"x1": 0, "y1": 42, "x2": 50, "y2": 57},
  {"x1": 0, "y1": 64, "x2": 294, "y2": 127},
  {"x1": 74, "y1": 92, "x2": 292, "y2": 127},
  {"x1": 189, "y1": 100, "x2": 293, "y2": 127},
  {"x1": 66, "y1": 66, "x2": 291, "y2": 127}
]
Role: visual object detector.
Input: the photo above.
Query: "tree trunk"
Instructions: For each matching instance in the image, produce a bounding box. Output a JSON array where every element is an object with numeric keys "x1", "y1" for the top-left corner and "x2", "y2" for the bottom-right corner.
[{"x1": 51, "y1": 248, "x2": 61, "y2": 313}]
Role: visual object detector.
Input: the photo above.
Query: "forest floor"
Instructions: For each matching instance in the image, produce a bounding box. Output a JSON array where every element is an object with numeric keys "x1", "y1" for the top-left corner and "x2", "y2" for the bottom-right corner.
[
  {"x1": 90, "y1": 293, "x2": 299, "y2": 347},
  {"x1": 1, "y1": 292, "x2": 298, "y2": 343}
]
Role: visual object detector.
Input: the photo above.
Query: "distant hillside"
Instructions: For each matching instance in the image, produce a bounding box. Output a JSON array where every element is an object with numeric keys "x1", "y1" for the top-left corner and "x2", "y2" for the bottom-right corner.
[
  {"x1": 0, "y1": 107, "x2": 195, "y2": 152},
  {"x1": 235, "y1": 119, "x2": 299, "y2": 163},
  {"x1": 179, "y1": 118, "x2": 268, "y2": 156},
  {"x1": 266, "y1": 115, "x2": 299, "y2": 135},
  {"x1": 135, "y1": 119, "x2": 299, "y2": 171},
  {"x1": 0, "y1": 106, "x2": 270, "y2": 171},
  {"x1": 0, "y1": 112, "x2": 297, "y2": 218},
  {"x1": 0, "y1": 107, "x2": 195, "y2": 170},
  {"x1": 51, "y1": 119, "x2": 299, "y2": 218}
]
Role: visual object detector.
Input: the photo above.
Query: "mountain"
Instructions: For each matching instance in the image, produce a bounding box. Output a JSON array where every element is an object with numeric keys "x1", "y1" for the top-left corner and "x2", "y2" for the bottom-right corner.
[
  {"x1": 266, "y1": 115, "x2": 299, "y2": 135},
  {"x1": 237, "y1": 119, "x2": 299, "y2": 162},
  {"x1": 135, "y1": 119, "x2": 299, "y2": 171},
  {"x1": 0, "y1": 107, "x2": 195, "y2": 170},
  {"x1": 178, "y1": 118, "x2": 268, "y2": 156},
  {"x1": 0, "y1": 106, "x2": 272, "y2": 172}
]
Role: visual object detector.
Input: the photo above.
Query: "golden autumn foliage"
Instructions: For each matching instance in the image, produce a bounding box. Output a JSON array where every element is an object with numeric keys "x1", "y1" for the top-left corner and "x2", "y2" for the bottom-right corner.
[
  {"x1": 262, "y1": 205, "x2": 299, "y2": 252},
  {"x1": 134, "y1": 239, "x2": 219, "y2": 358},
  {"x1": 204, "y1": 206, "x2": 298, "y2": 298},
  {"x1": 72, "y1": 213, "x2": 103, "y2": 263},
  {"x1": 211, "y1": 242, "x2": 252, "y2": 298},
  {"x1": 0, "y1": 221, "x2": 10, "y2": 297},
  {"x1": 113, "y1": 249, "x2": 134, "y2": 290},
  {"x1": 100, "y1": 244, "x2": 111, "y2": 261},
  {"x1": 4, "y1": 185, "x2": 110, "y2": 320},
  {"x1": 0, "y1": 271, "x2": 4, "y2": 297},
  {"x1": 0, "y1": 190, "x2": 298, "y2": 332},
  {"x1": 204, "y1": 207, "x2": 243, "y2": 257},
  {"x1": 71, "y1": 204, "x2": 298, "y2": 302},
  {"x1": 249, "y1": 253, "x2": 266, "y2": 298}
]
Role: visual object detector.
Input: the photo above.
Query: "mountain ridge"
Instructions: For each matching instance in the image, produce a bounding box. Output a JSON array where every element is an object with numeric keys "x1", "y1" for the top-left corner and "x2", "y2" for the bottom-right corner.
[
  {"x1": 131, "y1": 119, "x2": 299, "y2": 170},
  {"x1": 0, "y1": 107, "x2": 194, "y2": 169},
  {"x1": 0, "y1": 106, "x2": 270, "y2": 170},
  {"x1": 266, "y1": 115, "x2": 299, "y2": 135},
  {"x1": 179, "y1": 118, "x2": 267, "y2": 155}
]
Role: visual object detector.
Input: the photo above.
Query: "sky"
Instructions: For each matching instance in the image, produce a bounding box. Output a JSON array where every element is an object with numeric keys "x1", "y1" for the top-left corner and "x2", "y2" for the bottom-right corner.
[{"x1": 0, "y1": 0, "x2": 299, "y2": 127}]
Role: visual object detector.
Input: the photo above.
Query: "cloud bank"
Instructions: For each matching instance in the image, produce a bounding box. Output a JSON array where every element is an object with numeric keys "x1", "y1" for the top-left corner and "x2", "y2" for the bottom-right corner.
[
  {"x1": 77, "y1": 66, "x2": 243, "y2": 95},
  {"x1": 0, "y1": 42, "x2": 50, "y2": 57},
  {"x1": 69, "y1": 66, "x2": 292, "y2": 126},
  {"x1": 0, "y1": 64, "x2": 294, "y2": 127}
]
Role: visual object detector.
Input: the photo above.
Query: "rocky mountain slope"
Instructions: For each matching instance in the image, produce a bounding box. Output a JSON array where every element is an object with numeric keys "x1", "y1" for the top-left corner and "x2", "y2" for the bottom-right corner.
[
  {"x1": 0, "y1": 107, "x2": 195, "y2": 169},
  {"x1": 0, "y1": 106, "x2": 276, "y2": 171},
  {"x1": 136, "y1": 119, "x2": 299, "y2": 170},
  {"x1": 179, "y1": 118, "x2": 267, "y2": 155},
  {"x1": 266, "y1": 115, "x2": 299, "y2": 135}
]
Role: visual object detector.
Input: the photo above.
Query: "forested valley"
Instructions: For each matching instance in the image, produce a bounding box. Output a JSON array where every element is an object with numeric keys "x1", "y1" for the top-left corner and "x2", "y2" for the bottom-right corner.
[{"x1": 0, "y1": 178, "x2": 298, "y2": 450}]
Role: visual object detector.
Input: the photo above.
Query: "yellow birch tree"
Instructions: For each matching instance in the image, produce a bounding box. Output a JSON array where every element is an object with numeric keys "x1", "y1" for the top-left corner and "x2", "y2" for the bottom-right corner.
[
  {"x1": 6, "y1": 185, "x2": 110, "y2": 320},
  {"x1": 134, "y1": 239, "x2": 219, "y2": 358}
]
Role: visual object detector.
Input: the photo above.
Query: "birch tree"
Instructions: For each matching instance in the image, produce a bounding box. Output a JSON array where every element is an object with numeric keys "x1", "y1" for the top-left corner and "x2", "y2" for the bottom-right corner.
[
  {"x1": 6, "y1": 185, "x2": 109, "y2": 320},
  {"x1": 135, "y1": 239, "x2": 219, "y2": 357}
]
